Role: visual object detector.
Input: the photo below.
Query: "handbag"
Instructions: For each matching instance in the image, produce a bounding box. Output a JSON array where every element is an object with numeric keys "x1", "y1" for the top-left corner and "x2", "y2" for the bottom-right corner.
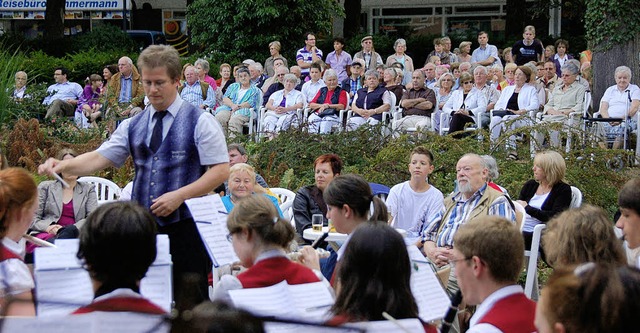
[
  {"x1": 317, "y1": 108, "x2": 337, "y2": 117},
  {"x1": 491, "y1": 110, "x2": 515, "y2": 117}
]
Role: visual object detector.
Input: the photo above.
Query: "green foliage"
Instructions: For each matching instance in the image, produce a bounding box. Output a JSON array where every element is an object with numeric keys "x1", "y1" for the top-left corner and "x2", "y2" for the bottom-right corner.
[
  {"x1": 0, "y1": 46, "x2": 26, "y2": 124},
  {"x1": 72, "y1": 24, "x2": 136, "y2": 54},
  {"x1": 20, "y1": 49, "x2": 121, "y2": 85},
  {"x1": 585, "y1": 0, "x2": 640, "y2": 51},
  {"x1": 187, "y1": 0, "x2": 344, "y2": 65}
]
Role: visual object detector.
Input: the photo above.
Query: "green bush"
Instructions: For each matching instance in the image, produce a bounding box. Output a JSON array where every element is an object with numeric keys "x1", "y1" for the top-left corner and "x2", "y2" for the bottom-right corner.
[{"x1": 71, "y1": 24, "x2": 136, "y2": 54}]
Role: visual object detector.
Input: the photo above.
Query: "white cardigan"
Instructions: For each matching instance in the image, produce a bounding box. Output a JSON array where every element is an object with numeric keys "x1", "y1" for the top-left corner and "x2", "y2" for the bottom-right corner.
[
  {"x1": 443, "y1": 87, "x2": 487, "y2": 116},
  {"x1": 494, "y1": 84, "x2": 539, "y2": 112}
]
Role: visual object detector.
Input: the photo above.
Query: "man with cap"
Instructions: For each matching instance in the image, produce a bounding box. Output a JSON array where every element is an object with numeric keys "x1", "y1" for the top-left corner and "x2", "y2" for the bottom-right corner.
[
  {"x1": 341, "y1": 58, "x2": 365, "y2": 99},
  {"x1": 353, "y1": 36, "x2": 383, "y2": 72}
]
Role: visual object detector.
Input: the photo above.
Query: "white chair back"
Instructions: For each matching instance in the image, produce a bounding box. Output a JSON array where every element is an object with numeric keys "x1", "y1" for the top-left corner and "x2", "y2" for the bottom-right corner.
[
  {"x1": 570, "y1": 186, "x2": 583, "y2": 208},
  {"x1": 78, "y1": 176, "x2": 121, "y2": 205},
  {"x1": 270, "y1": 187, "x2": 296, "y2": 222},
  {"x1": 524, "y1": 223, "x2": 546, "y2": 299},
  {"x1": 513, "y1": 201, "x2": 526, "y2": 232}
]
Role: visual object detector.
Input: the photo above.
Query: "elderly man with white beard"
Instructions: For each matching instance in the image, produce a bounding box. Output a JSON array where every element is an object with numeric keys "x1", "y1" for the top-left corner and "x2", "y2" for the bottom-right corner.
[{"x1": 420, "y1": 154, "x2": 515, "y2": 301}]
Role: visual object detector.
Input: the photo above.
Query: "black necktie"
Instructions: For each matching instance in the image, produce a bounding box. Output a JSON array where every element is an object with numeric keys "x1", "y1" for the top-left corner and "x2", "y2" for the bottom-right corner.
[{"x1": 149, "y1": 111, "x2": 167, "y2": 153}]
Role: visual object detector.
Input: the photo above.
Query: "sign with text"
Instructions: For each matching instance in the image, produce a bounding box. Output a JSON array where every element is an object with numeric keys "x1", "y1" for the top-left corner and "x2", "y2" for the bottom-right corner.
[{"x1": 0, "y1": 0, "x2": 131, "y2": 11}]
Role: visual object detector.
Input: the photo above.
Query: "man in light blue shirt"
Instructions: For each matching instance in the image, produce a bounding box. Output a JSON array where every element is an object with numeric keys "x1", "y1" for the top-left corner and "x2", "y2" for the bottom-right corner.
[
  {"x1": 43, "y1": 67, "x2": 83, "y2": 119},
  {"x1": 180, "y1": 65, "x2": 216, "y2": 109},
  {"x1": 471, "y1": 31, "x2": 500, "y2": 67}
]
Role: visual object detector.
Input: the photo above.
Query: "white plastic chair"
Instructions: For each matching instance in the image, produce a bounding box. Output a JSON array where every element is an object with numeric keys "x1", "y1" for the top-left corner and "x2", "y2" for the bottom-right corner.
[
  {"x1": 78, "y1": 176, "x2": 121, "y2": 205},
  {"x1": 439, "y1": 110, "x2": 484, "y2": 136},
  {"x1": 513, "y1": 201, "x2": 526, "y2": 232},
  {"x1": 270, "y1": 188, "x2": 296, "y2": 222},
  {"x1": 524, "y1": 223, "x2": 546, "y2": 299},
  {"x1": 570, "y1": 186, "x2": 583, "y2": 208}
]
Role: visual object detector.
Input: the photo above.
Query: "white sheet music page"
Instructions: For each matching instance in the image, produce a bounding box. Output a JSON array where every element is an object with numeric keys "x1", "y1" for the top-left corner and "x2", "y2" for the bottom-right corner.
[
  {"x1": 345, "y1": 318, "x2": 425, "y2": 332},
  {"x1": 410, "y1": 260, "x2": 451, "y2": 322},
  {"x1": 288, "y1": 281, "x2": 334, "y2": 321},
  {"x1": 228, "y1": 281, "x2": 296, "y2": 318},
  {"x1": 1, "y1": 313, "x2": 169, "y2": 333}
]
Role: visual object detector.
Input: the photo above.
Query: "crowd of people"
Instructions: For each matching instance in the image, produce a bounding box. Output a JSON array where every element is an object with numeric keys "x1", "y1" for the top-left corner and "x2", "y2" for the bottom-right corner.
[{"x1": 1, "y1": 27, "x2": 640, "y2": 332}]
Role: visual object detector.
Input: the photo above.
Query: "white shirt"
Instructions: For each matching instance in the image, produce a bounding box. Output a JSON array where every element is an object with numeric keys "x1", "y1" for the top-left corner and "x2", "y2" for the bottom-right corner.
[
  {"x1": 1, "y1": 237, "x2": 34, "y2": 298},
  {"x1": 386, "y1": 181, "x2": 444, "y2": 240},
  {"x1": 522, "y1": 192, "x2": 549, "y2": 232},
  {"x1": 301, "y1": 79, "x2": 326, "y2": 103},
  {"x1": 601, "y1": 84, "x2": 640, "y2": 118},
  {"x1": 467, "y1": 285, "x2": 526, "y2": 333}
]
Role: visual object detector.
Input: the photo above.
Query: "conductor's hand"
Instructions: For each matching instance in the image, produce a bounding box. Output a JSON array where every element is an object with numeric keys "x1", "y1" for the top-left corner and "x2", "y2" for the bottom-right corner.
[
  {"x1": 299, "y1": 246, "x2": 321, "y2": 271},
  {"x1": 38, "y1": 158, "x2": 63, "y2": 177},
  {"x1": 151, "y1": 190, "x2": 184, "y2": 217}
]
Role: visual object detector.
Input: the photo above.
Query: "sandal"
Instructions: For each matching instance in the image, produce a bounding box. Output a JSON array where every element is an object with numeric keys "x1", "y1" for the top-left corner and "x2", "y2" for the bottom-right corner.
[{"x1": 507, "y1": 153, "x2": 519, "y2": 161}]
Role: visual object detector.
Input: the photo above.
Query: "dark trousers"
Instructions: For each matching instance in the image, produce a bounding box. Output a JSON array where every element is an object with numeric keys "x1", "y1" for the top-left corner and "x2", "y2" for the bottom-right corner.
[
  {"x1": 449, "y1": 113, "x2": 475, "y2": 138},
  {"x1": 158, "y1": 219, "x2": 210, "y2": 305}
]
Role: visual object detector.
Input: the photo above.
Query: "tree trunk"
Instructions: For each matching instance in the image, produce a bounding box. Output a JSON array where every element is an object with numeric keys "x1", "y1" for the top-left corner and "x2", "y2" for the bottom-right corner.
[
  {"x1": 505, "y1": 0, "x2": 527, "y2": 41},
  {"x1": 343, "y1": 0, "x2": 361, "y2": 39},
  {"x1": 592, "y1": 37, "x2": 640, "y2": 109},
  {"x1": 44, "y1": 0, "x2": 65, "y2": 42}
]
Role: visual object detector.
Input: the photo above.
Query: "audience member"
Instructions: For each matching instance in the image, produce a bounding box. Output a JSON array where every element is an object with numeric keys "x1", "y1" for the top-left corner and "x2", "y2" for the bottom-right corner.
[
  {"x1": 179, "y1": 65, "x2": 216, "y2": 110},
  {"x1": 264, "y1": 41, "x2": 288, "y2": 78},
  {"x1": 386, "y1": 38, "x2": 415, "y2": 85},
  {"x1": 43, "y1": 67, "x2": 83, "y2": 119},
  {"x1": 301, "y1": 61, "x2": 326, "y2": 103},
  {"x1": 616, "y1": 177, "x2": 640, "y2": 268},
  {"x1": 326, "y1": 222, "x2": 437, "y2": 332},
  {"x1": 512, "y1": 26, "x2": 544, "y2": 66},
  {"x1": 296, "y1": 32, "x2": 323, "y2": 81},
  {"x1": 73, "y1": 202, "x2": 166, "y2": 314},
  {"x1": 341, "y1": 59, "x2": 364, "y2": 99},
  {"x1": 535, "y1": 264, "x2": 640, "y2": 333},
  {"x1": 0, "y1": 167, "x2": 38, "y2": 316},
  {"x1": 432, "y1": 72, "x2": 455, "y2": 133},
  {"x1": 423, "y1": 62, "x2": 438, "y2": 89},
  {"x1": 220, "y1": 163, "x2": 282, "y2": 216},
  {"x1": 516, "y1": 150, "x2": 571, "y2": 250},
  {"x1": 397, "y1": 70, "x2": 436, "y2": 132},
  {"x1": 386, "y1": 147, "x2": 443, "y2": 240},
  {"x1": 538, "y1": 61, "x2": 558, "y2": 91},
  {"x1": 458, "y1": 41, "x2": 472, "y2": 64},
  {"x1": 195, "y1": 58, "x2": 218, "y2": 91},
  {"x1": 325, "y1": 37, "x2": 352, "y2": 83},
  {"x1": 263, "y1": 73, "x2": 305, "y2": 138},
  {"x1": 348, "y1": 70, "x2": 391, "y2": 129},
  {"x1": 552, "y1": 39, "x2": 573, "y2": 78},
  {"x1": 248, "y1": 62, "x2": 268, "y2": 89},
  {"x1": 216, "y1": 63, "x2": 234, "y2": 95},
  {"x1": 106, "y1": 56, "x2": 145, "y2": 117},
  {"x1": 11, "y1": 71, "x2": 28, "y2": 101},
  {"x1": 215, "y1": 67, "x2": 261, "y2": 137},
  {"x1": 544, "y1": 44, "x2": 555, "y2": 62},
  {"x1": 452, "y1": 216, "x2": 535, "y2": 333},
  {"x1": 102, "y1": 64, "x2": 118, "y2": 87},
  {"x1": 29, "y1": 149, "x2": 98, "y2": 249},
  {"x1": 261, "y1": 58, "x2": 287, "y2": 95},
  {"x1": 543, "y1": 204, "x2": 626, "y2": 268},
  {"x1": 383, "y1": 67, "x2": 404, "y2": 104},
  {"x1": 213, "y1": 195, "x2": 320, "y2": 302},
  {"x1": 440, "y1": 36, "x2": 458, "y2": 64},
  {"x1": 353, "y1": 35, "x2": 383, "y2": 72},
  {"x1": 214, "y1": 143, "x2": 269, "y2": 196},
  {"x1": 427, "y1": 38, "x2": 446, "y2": 66},
  {"x1": 77, "y1": 74, "x2": 104, "y2": 128},
  {"x1": 293, "y1": 154, "x2": 342, "y2": 237},
  {"x1": 442, "y1": 72, "x2": 487, "y2": 138},
  {"x1": 597, "y1": 65, "x2": 640, "y2": 149},
  {"x1": 473, "y1": 65, "x2": 500, "y2": 128},
  {"x1": 308, "y1": 69, "x2": 348, "y2": 134},
  {"x1": 38, "y1": 45, "x2": 230, "y2": 303}
]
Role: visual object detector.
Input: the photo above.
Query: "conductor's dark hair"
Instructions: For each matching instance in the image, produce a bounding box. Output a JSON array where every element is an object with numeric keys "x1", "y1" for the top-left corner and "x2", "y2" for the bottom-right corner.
[{"x1": 77, "y1": 202, "x2": 157, "y2": 285}]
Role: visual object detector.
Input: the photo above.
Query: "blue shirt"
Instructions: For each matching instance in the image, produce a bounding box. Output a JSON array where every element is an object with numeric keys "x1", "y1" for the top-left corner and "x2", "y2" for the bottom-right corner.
[
  {"x1": 42, "y1": 81, "x2": 83, "y2": 105},
  {"x1": 325, "y1": 50, "x2": 352, "y2": 82},
  {"x1": 471, "y1": 44, "x2": 499, "y2": 66},
  {"x1": 221, "y1": 194, "x2": 284, "y2": 217},
  {"x1": 180, "y1": 81, "x2": 216, "y2": 108},
  {"x1": 119, "y1": 74, "x2": 133, "y2": 103}
]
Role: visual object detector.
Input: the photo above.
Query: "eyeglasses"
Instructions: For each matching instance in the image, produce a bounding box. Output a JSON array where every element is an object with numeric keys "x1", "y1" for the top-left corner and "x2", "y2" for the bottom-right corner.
[
  {"x1": 449, "y1": 256, "x2": 472, "y2": 268},
  {"x1": 463, "y1": 81, "x2": 473, "y2": 84},
  {"x1": 277, "y1": 73, "x2": 286, "y2": 77}
]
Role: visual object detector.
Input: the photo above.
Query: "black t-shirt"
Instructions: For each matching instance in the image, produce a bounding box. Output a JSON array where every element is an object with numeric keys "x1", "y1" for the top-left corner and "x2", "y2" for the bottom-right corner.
[{"x1": 512, "y1": 40, "x2": 543, "y2": 65}]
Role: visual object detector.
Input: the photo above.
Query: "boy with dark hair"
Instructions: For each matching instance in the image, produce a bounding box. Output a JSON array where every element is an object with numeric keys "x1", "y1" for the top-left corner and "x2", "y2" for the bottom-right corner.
[{"x1": 617, "y1": 178, "x2": 640, "y2": 268}]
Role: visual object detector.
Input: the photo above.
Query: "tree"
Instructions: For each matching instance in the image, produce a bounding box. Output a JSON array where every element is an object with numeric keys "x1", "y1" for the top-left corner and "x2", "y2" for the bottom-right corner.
[
  {"x1": 585, "y1": 0, "x2": 640, "y2": 104},
  {"x1": 187, "y1": 0, "x2": 344, "y2": 64},
  {"x1": 44, "y1": 0, "x2": 65, "y2": 42}
]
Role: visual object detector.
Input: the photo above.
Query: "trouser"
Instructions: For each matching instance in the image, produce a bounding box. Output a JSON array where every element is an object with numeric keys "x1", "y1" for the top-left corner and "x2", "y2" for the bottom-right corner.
[
  {"x1": 45, "y1": 99, "x2": 76, "y2": 118},
  {"x1": 215, "y1": 110, "x2": 249, "y2": 138},
  {"x1": 158, "y1": 218, "x2": 210, "y2": 305}
]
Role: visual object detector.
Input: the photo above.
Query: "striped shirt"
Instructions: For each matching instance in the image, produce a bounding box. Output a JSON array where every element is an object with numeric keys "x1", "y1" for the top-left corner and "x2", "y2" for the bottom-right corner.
[
  {"x1": 180, "y1": 81, "x2": 216, "y2": 108},
  {"x1": 423, "y1": 184, "x2": 515, "y2": 247},
  {"x1": 296, "y1": 47, "x2": 323, "y2": 75}
]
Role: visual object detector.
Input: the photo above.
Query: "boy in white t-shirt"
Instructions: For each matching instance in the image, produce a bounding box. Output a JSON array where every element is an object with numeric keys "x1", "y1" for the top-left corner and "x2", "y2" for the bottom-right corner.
[{"x1": 386, "y1": 147, "x2": 444, "y2": 241}]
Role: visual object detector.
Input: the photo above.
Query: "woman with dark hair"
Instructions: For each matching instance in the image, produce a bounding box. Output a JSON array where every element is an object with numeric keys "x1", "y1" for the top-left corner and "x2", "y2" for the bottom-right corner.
[
  {"x1": 29, "y1": 149, "x2": 98, "y2": 251},
  {"x1": 213, "y1": 195, "x2": 321, "y2": 302},
  {"x1": 102, "y1": 64, "x2": 118, "y2": 86},
  {"x1": 299, "y1": 174, "x2": 388, "y2": 284},
  {"x1": 0, "y1": 167, "x2": 38, "y2": 316},
  {"x1": 327, "y1": 222, "x2": 437, "y2": 332},
  {"x1": 293, "y1": 154, "x2": 343, "y2": 238},
  {"x1": 535, "y1": 264, "x2": 640, "y2": 333},
  {"x1": 73, "y1": 201, "x2": 165, "y2": 314}
]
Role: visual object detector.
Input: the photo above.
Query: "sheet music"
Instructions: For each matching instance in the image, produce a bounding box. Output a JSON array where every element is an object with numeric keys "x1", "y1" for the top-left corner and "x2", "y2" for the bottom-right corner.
[
  {"x1": 407, "y1": 244, "x2": 429, "y2": 263},
  {"x1": 34, "y1": 236, "x2": 173, "y2": 316},
  {"x1": 185, "y1": 195, "x2": 239, "y2": 267},
  {"x1": 1, "y1": 313, "x2": 169, "y2": 333},
  {"x1": 229, "y1": 281, "x2": 295, "y2": 318},
  {"x1": 288, "y1": 282, "x2": 334, "y2": 321},
  {"x1": 410, "y1": 260, "x2": 451, "y2": 322}
]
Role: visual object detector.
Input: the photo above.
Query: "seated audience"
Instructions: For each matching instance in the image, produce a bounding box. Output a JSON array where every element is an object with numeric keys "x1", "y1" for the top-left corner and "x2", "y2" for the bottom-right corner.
[
  {"x1": 341, "y1": 59, "x2": 365, "y2": 99},
  {"x1": 214, "y1": 67, "x2": 261, "y2": 137},
  {"x1": 106, "y1": 57, "x2": 145, "y2": 117},
  {"x1": 73, "y1": 202, "x2": 166, "y2": 314},
  {"x1": 214, "y1": 143, "x2": 269, "y2": 196},
  {"x1": 299, "y1": 174, "x2": 388, "y2": 284},
  {"x1": 442, "y1": 72, "x2": 487, "y2": 138},
  {"x1": 534, "y1": 62, "x2": 586, "y2": 148},
  {"x1": 535, "y1": 264, "x2": 640, "y2": 333},
  {"x1": 261, "y1": 64, "x2": 288, "y2": 104},
  {"x1": 43, "y1": 67, "x2": 84, "y2": 119},
  {"x1": 326, "y1": 222, "x2": 437, "y2": 332},
  {"x1": 552, "y1": 39, "x2": 573, "y2": 78},
  {"x1": 538, "y1": 61, "x2": 558, "y2": 91},
  {"x1": 516, "y1": 150, "x2": 571, "y2": 251},
  {"x1": 220, "y1": 163, "x2": 282, "y2": 216},
  {"x1": 452, "y1": 216, "x2": 536, "y2": 333},
  {"x1": 597, "y1": 66, "x2": 640, "y2": 149},
  {"x1": 308, "y1": 69, "x2": 348, "y2": 134},
  {"x1": 544, "y1": 44, "x2": 555, "y2": 62},
  {"x1": 616, "y1": 177, "x2": 640, "y2": 268},
  {"x1": 432, "y1": 72, "x2": 454, "y2": 133},
  {"x1": 29, "y1": 149, "x2": 98, "y2": 251},
  {"x1": 263, "y1": 73, "x2": 305, "y2": 138},
  {"x1": 293, "y1": 154, "x2": 342, "y2": 238},
  {"x1": 79, "y1": 74, "x2": 105, "y2": 128},
  {"x1": 348, "y1": 70, "x2": 392, "y2": 130},
  {"x1": 386, "y1": 147, "x2": 443, "y2": 240},
  {"x1": 216, "y1": 63, "x2": 234, "y2": 95},
  {"x1": 0, "y1": 167, "x2": 38, "y2": 316},
  {"x1": 543, "y1": 204, "x2": 626, "y2": 268},
  {"x1": 249, "y1": 63, "x2": 268, "y2": 89},
  {"x1": 179, "y1": 65, "x2": 216, "y2": 110},
  {"x1": 383, "y1": 68, "x2": 404, "y2": 104},
  {"x1": 11, "y1": 71, "x2": 28, "y2": 101},
  {"x1": 481, "y1": 155, "x2": 508, "y2": 195},
  {"x1": 195, "y1": 58, "x2": 218, "y2": 91},
  {"x1": 301, "y1": 61, "x2": 326, "y2": 103},
  {"x1": 212, "y1": 195, "x2": 321, "y2": 302},
  {"x1": 397, "y1": 70, "x2": 436, "y2": 132},
  {"x1": 102, "y1": 64, "x2": 118, "y2": 88},
  {"x1": 489, "y1": 66, "x2": 539, "y2": 159}
]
